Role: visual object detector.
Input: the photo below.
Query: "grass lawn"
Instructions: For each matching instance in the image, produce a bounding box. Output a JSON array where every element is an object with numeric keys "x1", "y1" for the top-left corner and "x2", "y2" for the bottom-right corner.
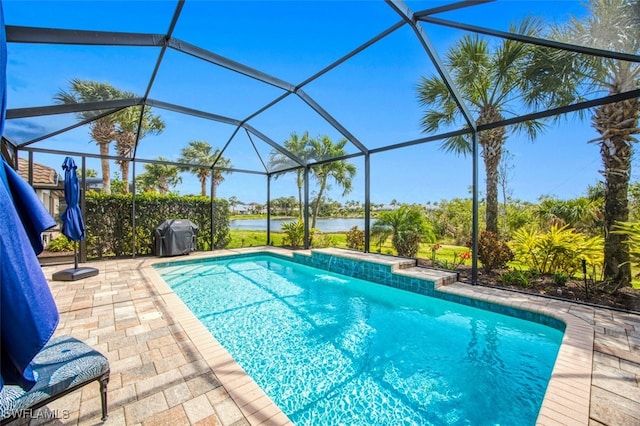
[{"x1": 228, "y1": 230, "x2": 471, "y2": 265}]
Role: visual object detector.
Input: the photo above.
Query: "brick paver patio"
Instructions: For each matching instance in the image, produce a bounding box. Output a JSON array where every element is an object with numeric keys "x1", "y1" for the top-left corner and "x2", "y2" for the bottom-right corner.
[{"x1": 9, "y1": 247, "x2": 640, "y2": 425}]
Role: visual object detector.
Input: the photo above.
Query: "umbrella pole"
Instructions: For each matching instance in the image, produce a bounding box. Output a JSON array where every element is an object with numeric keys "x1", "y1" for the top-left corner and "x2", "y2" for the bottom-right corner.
[{"x1": 74, "y1": 240, "x2": 79, "y2": 270}]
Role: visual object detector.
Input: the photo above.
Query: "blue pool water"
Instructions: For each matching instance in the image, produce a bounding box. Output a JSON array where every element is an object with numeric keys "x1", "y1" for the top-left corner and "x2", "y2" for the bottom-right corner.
[{"x1": 157, "y1": 255, "x2": 563, "y2": 425}]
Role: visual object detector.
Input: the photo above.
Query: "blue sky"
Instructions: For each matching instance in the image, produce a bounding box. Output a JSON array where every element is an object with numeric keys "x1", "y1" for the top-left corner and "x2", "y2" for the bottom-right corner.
[{"x1": 3, "y1": 0, "x2": 631, "y2": 206}]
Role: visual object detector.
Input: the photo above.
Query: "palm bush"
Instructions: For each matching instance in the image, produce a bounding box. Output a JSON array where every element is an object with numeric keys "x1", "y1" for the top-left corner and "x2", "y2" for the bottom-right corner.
[{"x1": 371, "y1": 206, "x2": 435, "y2": 258}]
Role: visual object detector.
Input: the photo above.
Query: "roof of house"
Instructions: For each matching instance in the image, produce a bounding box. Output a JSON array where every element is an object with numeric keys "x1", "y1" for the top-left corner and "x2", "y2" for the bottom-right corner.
[{"x1": 18, "y1": 157, "x2": 59, "y2": 186}]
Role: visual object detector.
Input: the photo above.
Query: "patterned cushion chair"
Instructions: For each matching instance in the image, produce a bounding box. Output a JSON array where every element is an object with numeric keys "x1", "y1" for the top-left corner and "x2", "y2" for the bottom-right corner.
[{"x1": 0, "y1": 335, "x2": 109, "y2": 424}]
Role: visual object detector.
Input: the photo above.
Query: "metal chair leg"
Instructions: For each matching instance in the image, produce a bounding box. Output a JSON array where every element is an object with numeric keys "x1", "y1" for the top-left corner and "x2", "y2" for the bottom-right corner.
[{"x1": 99, "y1": 372, "x2": 110, "y2": 421}]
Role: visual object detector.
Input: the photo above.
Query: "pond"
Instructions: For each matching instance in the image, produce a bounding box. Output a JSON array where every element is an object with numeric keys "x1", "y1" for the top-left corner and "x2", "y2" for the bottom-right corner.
[{"x1": 229, "y1": 218, "x2": 372, "y2": 232}]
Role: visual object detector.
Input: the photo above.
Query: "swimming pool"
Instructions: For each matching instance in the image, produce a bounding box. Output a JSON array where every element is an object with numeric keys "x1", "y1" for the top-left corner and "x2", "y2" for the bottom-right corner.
[{"x1": 156, "y1": 253, "x2": 563, "y2": 425}]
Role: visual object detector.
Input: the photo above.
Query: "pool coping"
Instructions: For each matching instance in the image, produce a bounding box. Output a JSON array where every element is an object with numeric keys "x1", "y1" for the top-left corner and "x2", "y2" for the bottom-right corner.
[{"x1": 142, "y1": 247, "x2": 594, "y2": 425}]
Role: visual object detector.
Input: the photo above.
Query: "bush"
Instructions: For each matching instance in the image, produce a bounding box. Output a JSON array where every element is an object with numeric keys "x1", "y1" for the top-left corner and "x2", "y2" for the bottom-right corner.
[
  {"x1": 46, "y1": 235, "x2": 76, "y2": 252},
  {"x1": 553, "y1": 272, "x2": 569, "y2": 286},
  {"x1": 84, "y1": 192, "x2": 231, "y2": 259},
  {"x1": 509, "y1": 224, "x2": 603, "y2": 276},
  {"x1": 346, "y1": 226, "x2": 365, "y2": 251},
  {"x1": 500, "y1": 269, "x2": 534, "y2": 288},
  {"x1": 476, "y1": 230, "x2": 514, "y2": 272},
  {"x1": 312, "y1": 233, "x2": 336, "y2": 249},
  {"x1": 281, "y1": 220, "x2": 304, "y2": 248}
]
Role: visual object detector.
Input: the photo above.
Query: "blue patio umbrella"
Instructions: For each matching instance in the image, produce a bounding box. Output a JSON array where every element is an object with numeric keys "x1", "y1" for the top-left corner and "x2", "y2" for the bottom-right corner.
[
  {"x1": 52, "y1": 157, "x2": 98, "y2": 280},
  {"x1": 60, "y1": 157, "x2": 84, "y2": 269}
]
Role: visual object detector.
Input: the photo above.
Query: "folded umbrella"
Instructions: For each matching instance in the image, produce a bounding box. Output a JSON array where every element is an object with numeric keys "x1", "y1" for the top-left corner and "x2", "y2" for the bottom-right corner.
[
  {"x1": 52, "y1": 157, "x2": 99, "y2": 281},
  {"x1": 59, "y1": 157, "x2": 85, "y2": 259}
]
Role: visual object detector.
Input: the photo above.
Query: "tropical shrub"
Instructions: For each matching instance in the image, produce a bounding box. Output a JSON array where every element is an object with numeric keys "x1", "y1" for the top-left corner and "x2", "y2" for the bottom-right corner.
[
  {"x1": 346, "y1": 226, "x2": 365, "y2": 251},
  {"x1": 476, "y1": 230, "x2": 514, "y2": 272},
  {"x1": 371, "y1": 205, "x2": 435, "y2": 258},
  {"x1": 312, "y1": 233, "x2": 336, "y2": 249},
  {"x1": 425, "y1": 198, "x2": 474, "y2": 245},
  {"x1": 500, "y1": 269, "x2": 535, "y2": 288},
  {"x1": 553, "y1": 272, "x2": 569, "y2": 286},
  {"x1": 534, "y1": 195, "x2": 603, "y2": 236},
  {"x1": 281, "y1": 220, "x2": 304, "y2": 248},
  {"x1": 434, "y1": 250, "x2": 471, "y2": 271},
  {"x1": 46, "y1": 235, "x2": 76, "y2": 252},
  {"x1": 509, "y1": 224, "x2": 603, "y2": 277}
]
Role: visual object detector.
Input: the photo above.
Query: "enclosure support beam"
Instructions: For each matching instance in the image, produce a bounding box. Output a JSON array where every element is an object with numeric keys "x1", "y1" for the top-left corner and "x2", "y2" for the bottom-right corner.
[
  {"x1": 132, "y1": 161, "x2": 137, "y2": 259},
  {"x1": 167, "y1": 38, "x2": 296, "y2": 93},
  {"x1": 80, "y1": 157, "x2": 87, "y2": 263},
  {"x1": 471, "y1": 132, "x2": 479, "y2": 285},
  {"x1": 304, "y1": 166, "x2": 310, "y2": 250},
  {"x1": 27, "y1": 151, "x2": 33, "y2": 185},
  {"x1": 7, "y1": 98, "x2": 144, "y2": 120},
  {"x1": 267, "y1": 174, "x2": 271, "y2": 246},
  {"x1": 211, "y1": 175, "x2": 216, "y2": 251},
  {"x1": 296, "y1": 90, "x2": 368, "y2": 154},
  {"x1": 364, "y1": 153, "x2": 371, "y2": 253},
  {"x1": 6, "y1": 25, "x2": 165, "y2": 46}
]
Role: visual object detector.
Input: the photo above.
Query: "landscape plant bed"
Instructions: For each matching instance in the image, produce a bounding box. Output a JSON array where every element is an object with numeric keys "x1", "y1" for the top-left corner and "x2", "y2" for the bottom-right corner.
[{"x1": 417, "y1": 259, "x2": 640, "y2": 313}]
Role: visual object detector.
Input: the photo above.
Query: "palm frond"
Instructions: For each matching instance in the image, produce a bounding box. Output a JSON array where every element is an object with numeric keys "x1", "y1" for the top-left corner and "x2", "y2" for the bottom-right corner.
[
  {"x1": 510, "y1": 119, "x2": 546, "y2": 141},
  {"x1": 440, "y1": 134, "x2": 472, "y2": 157}
]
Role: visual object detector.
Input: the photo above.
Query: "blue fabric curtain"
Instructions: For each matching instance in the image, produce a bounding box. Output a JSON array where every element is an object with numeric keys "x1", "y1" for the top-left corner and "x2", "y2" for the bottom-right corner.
[{"x1": 0, "y1": 4, "x2": 60, "y2": 391}]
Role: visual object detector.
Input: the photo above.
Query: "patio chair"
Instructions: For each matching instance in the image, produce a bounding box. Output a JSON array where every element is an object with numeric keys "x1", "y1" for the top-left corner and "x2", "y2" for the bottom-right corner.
[{"x1": 0, "y1": 335, "x2": 109, "y2": 424}]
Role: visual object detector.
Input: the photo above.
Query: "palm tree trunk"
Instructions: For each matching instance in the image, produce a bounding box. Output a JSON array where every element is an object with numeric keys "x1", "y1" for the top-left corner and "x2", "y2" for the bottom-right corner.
[
  {"x1": 200, "y1": 178, "x2": 207, "y2": 197},
  {"x1": 121, "y1": 160, "x2": 130, "y2": 194},
  {"x1": 296, "y1": 170, "x2": 303, "y2": 219},
  {"x1": 312, "y1": 178, "x2": 327, "y2": 229},
  {"x1": 478, "y1": 107, "x2": 506, "y2": 235},
  {"x1": 91, "y1": 118, "x2": 115, "y2": 195},
  {"x1": 116, "y1": 131, "x2": 136, "y2": 194},
  {"x1": 594, "y1": 98, "x2": 638, "y2": 288},
  {"x1": 99, "y1": 143, "x2": 111, "y2": 195},
  {"x1": 483, "y1": 142, "x2": 501, "y2": 235},
  {"x1": 159, "y1": 175, "x2": 168, "y2": 194}
]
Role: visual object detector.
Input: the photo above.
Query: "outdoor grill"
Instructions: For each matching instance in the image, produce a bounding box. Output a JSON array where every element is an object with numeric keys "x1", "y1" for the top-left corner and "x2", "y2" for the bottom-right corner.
[{"x1": 153, "y1": 219, "x2": 198, "y2": 257}]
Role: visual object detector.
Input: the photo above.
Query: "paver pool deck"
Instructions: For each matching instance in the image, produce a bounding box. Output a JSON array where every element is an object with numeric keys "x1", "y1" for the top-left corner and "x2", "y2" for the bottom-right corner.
[{"x1": 15, "y1": 247, "x2": 640, "y2": 425}]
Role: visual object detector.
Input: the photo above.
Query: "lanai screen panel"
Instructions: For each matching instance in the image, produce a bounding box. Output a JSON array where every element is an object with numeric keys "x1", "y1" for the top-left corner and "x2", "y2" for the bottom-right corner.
[
  {"x1": 2, "y1": 0, "x2": 175, "y2": 33},
  {"x1": 148, "y1": 48, "x2": 287, "y2": 121},
  {"x1": 171, "y1": 1, "x2": 402, "y2": 84},
  {"x1": 304, "y1": 24, "x2": 456, "y2": 151},
  {"x1": 247, "y1": 94, "x2": 363, "y2": 166}
]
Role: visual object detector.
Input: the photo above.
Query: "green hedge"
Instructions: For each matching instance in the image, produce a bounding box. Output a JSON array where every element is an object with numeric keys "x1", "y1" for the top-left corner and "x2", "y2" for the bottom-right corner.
[{"x1": 84, "y1": 192, "x2": 230, "y2": 259}]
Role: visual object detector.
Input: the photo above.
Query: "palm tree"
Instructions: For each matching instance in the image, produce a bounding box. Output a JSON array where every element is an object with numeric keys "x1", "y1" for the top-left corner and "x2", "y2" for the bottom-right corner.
[
  {"x1": 135, "y1": 157, "x2": 181, "y2": 194},
  {"x1": 178, "y1": 141, "x2": 231, "y2": 197},
  {"x1": 269, "y1": 131, "x2": 311, "y2": 218},
  {"x1": 308, "y1": 136, "x2": 357, "y2": 228},
  {"x1": 113, "y1": 103, "x2": 165, "y2": 193},
  {"x1": 550, "y1": 0, "x2": 640, "y2": 287},
  {"x1": 417, "y1": 18, "x2": 549, "y2": 235},
  {"x1": 371, "y1": 205, "x2": 435, "y2": 257},
  {"x1": 54, "y1": 79, "x2": 123, "y2": 194},
  {"x1": 228, "y1": 196, "x2": 240, "y2": 214}
]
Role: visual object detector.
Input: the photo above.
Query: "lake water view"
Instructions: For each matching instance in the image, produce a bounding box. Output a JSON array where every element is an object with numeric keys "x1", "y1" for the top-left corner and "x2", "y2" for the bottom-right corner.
[{"x1": 230, "y1": 218, "x2": 372, "y2": 232}]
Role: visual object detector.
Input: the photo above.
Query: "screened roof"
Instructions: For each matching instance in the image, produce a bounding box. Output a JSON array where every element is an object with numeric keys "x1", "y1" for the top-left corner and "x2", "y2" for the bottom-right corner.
[{"x1": 2, "y1": 0, "x2": 639, "y2": 199}]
